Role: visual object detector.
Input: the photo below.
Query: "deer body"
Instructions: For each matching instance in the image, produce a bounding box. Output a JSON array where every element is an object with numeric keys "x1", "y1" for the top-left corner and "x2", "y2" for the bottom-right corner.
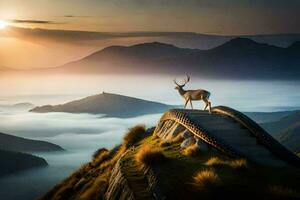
[{"x1": 174, "y1": 76, "x2": 212, "y2": 112}]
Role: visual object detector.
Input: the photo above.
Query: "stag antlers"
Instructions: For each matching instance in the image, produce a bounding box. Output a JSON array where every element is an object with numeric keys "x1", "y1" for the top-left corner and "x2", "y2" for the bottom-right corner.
[{"x1": 173, "y1": 75, "x2": 190, "y2": 87}]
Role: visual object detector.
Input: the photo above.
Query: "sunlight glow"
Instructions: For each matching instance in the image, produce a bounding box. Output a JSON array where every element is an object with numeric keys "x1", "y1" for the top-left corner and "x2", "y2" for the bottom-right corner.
[{"x1": 0, "y1": 20, "x2": 8, "y2": 29}]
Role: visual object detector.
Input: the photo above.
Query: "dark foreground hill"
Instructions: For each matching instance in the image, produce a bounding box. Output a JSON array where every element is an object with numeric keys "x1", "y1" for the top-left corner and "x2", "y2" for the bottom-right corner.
[
  {"x1": 0, "y1": 132, "x2": 64, "y2": 152},
  {"x1": 0, "y1": 149, "x2": 48, "y2": 177},
  {"x1": 51, "y1": 38, "x2": 300, "y2": 79},
  {"x1": 30, "y1": 92, "x2": 172, "y2": 118}
]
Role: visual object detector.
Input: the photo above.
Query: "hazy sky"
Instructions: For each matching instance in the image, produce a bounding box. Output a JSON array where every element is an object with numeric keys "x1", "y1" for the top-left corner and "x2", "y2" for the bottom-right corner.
[
  {"x1": 1, "y1": 0, "x2": 299, "y2": 34},
  {"x1": 0, "y1": 0, "x2": 299, "y2": 69}
]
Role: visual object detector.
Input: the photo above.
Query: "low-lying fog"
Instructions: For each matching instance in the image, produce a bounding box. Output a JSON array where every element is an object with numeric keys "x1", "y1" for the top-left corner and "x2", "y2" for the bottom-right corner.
[{"x1": 0, "y1": 74, "x2": 300, "y2": 200}]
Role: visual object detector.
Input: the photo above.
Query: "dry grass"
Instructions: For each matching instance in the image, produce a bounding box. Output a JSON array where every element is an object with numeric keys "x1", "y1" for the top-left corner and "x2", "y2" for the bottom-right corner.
[
  {"x1": 80, "y1": 172, "x2": 110, "y2": 200},
  {"x1": 92, "y1": 151, "x2": 112, "y2": 167},
  {"x1": 92, "y1": 148, "x2": 108, "y2": 160},
  {"x1": 182, "y1": 144, "x2": 200, "y2": 157},
  {"x1": 123, "y1": 125, "x2": 148, "y2": 149},
  {"x1": 193, "y1": 169, "x2": 220, "y2": 188},
  {"x1": 135, "y1": 145, "x2": 166, "y2": 167},
  {"x1": 205, "y1": 157, "x2": 248, "y2": 170},
  {"x1": 159, "y1": 140, "x2": 171, "y2": 147}
]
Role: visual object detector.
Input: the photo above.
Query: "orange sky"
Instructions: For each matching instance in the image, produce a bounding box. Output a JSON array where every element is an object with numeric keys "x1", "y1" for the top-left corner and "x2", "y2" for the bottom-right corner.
[{"x1": 0, "y1": 0, "x2": 299, "y2": 69}]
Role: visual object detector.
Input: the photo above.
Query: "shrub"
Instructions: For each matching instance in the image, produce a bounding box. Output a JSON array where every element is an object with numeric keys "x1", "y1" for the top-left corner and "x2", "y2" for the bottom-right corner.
[
  {"x1": 92, "y1": 148, "x2": 109, "y2": 160},
  {"x1": 182, "y1": 144, "x2": 200, "y2": 157},
  {"x1": 123, "y1": 125, "x2": 147, "y2": 148},
  {"x1": 193, "y1": 169, "x2": 220, "y2": 188},
  {"x1": 135, "y1": 146, "x2": 166, "y2": 167}
]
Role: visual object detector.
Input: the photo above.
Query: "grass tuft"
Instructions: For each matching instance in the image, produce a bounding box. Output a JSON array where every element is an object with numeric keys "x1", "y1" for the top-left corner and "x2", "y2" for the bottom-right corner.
[
  {"x1": 205, "y1": 157, "x2": 248, "y2": 170},
  {"x1": 135, "y1": 145, "x2": 166, "y2": 167},
  {"x1": 123, "y1": 125, "x2": 148, "y2": 149},
  {"x1": 193, "y1": 169, "x2": 220, "y2": 188},
  {"x1": 182, "y1": 144, "x2": 201, "y2": 157}
]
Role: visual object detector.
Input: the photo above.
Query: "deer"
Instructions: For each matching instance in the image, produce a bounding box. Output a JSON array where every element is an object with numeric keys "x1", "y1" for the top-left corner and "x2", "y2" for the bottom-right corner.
[{"x1": 174, "y1": 75, "x2": 212, "y2": 112}]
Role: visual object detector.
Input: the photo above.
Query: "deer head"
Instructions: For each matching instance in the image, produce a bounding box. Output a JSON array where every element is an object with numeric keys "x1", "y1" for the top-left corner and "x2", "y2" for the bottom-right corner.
[{"x1": 174, "y1": 75, "x2": 190, "y2": 90}]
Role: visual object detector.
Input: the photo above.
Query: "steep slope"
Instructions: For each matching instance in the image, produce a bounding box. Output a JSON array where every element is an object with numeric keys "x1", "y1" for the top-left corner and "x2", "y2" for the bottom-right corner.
[
  {"x1": 40, "y1": 125, "x2": 300, "y2": 200},
  {"x1": 0, "y1": 132, "x2": 64, "y2": 152},
  {"x1": 30, "y1": 92, "x2": 172, "y2": 118},
  {"x1": 0, "y1": 149, "x2": 48, "y2": 177},
  {"x1": 40, "y1": 108, "x2": 300, "y2": 200},
  {"x1": 54, "y1": 38, "x2": 300, "y2": 79}
]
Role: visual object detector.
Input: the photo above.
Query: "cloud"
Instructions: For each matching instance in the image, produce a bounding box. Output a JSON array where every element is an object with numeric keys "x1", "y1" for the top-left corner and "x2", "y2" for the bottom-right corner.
[{"x1": 10, "y1": 19, "x2": 62, "y2": 24}]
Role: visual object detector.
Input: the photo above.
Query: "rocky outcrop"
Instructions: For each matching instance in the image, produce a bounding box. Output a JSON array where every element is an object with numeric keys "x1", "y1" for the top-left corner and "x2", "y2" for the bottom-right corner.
[{"x1": 105, "y1": 151, "x2": 135, "y2": 200}]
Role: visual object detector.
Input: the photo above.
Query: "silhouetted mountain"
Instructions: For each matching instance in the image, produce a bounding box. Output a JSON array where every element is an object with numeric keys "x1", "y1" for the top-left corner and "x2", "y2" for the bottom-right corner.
[
  {"x1": 0, "y1": 149, "x2": 48, "y2": 177},
  {"x1": 0, "y1": 132, "x2": 64, "y2": 152},
  {"x1": 55, "y1": 38, "x2": 300, "y2": 79},
  {"x1": 30, "y1": 92, "x2": 172, "y2": 117}
]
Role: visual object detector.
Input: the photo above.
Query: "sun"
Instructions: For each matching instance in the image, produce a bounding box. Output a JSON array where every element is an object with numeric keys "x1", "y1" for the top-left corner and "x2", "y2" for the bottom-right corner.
[{"x1": 0, "y1": 20, "x2": 8, "y2": 29}]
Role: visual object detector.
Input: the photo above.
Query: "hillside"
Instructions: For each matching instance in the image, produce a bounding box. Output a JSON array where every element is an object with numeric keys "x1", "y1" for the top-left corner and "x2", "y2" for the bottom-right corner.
[
  {"x1": 0, "y1": 149, "x2": 48, "y2": 177},
  {"x1": 53, "y1": 38, "x2": 300, "y2": 79},
  {"x1": 30, "y1": 92, "x2": 172, "y2": 118},
  {"x1": 0, "y1": 132, "x2": 64, "y2": 152},
  {"x1": 261, "y1": 111, "x2": 300, "y2": 135},
  {"x1": 278, "y1": 123, "x2": 300, "y2": 152},
  {"x1": 40, "y1": 125, "x2": 300, "y2": 200},
  {"x1": 244, "y1": 110, "x2": 297, "y2": 124},
  {"x1": 260, "y1": 111, "x2": 300, "y2": 152}
]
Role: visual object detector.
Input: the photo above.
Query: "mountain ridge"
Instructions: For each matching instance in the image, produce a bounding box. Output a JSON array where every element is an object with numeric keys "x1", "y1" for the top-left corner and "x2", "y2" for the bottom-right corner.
[{"x1": 51, "y1": 38, "x2": 300, "y2": 79}]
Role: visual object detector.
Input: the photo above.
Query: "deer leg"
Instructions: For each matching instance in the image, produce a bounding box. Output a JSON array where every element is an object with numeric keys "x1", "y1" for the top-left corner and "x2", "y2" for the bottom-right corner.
[
  {"x1": 204, "y1": 102, "x2": 208, "y2": 110},
  {"x1": 190, "y1": 100, "x2": 193, "y2": 110},
  {"x1": 208, "y1": 101, "x2": 212, "y2": 113},
  {"x1": 184, "y1": 99, "x2": 189, "y2": 109},
  {"x1": 203, "y1": 99, "x2": 209, "y2": 111}
]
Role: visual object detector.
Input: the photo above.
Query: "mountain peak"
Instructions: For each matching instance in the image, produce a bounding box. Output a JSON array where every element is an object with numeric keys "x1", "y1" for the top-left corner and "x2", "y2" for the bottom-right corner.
[{"x1": 131, "y1": 42, "x2": 178, "y2": 49}]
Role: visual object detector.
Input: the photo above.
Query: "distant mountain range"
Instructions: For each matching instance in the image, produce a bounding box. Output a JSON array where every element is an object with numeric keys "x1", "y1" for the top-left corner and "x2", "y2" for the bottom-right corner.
[
  {"x1": 30, "y1": 92, "x2": 172, "y2": 118},
  {"x1": 44, "y1": 38, "x2": 300, "y2": 79},
  {"x1": 0, "y1": 132, "x2": 64, "y2": 152},
  {"x1": 0, "y1": 102, "x2": 35, "y2": 111}
]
